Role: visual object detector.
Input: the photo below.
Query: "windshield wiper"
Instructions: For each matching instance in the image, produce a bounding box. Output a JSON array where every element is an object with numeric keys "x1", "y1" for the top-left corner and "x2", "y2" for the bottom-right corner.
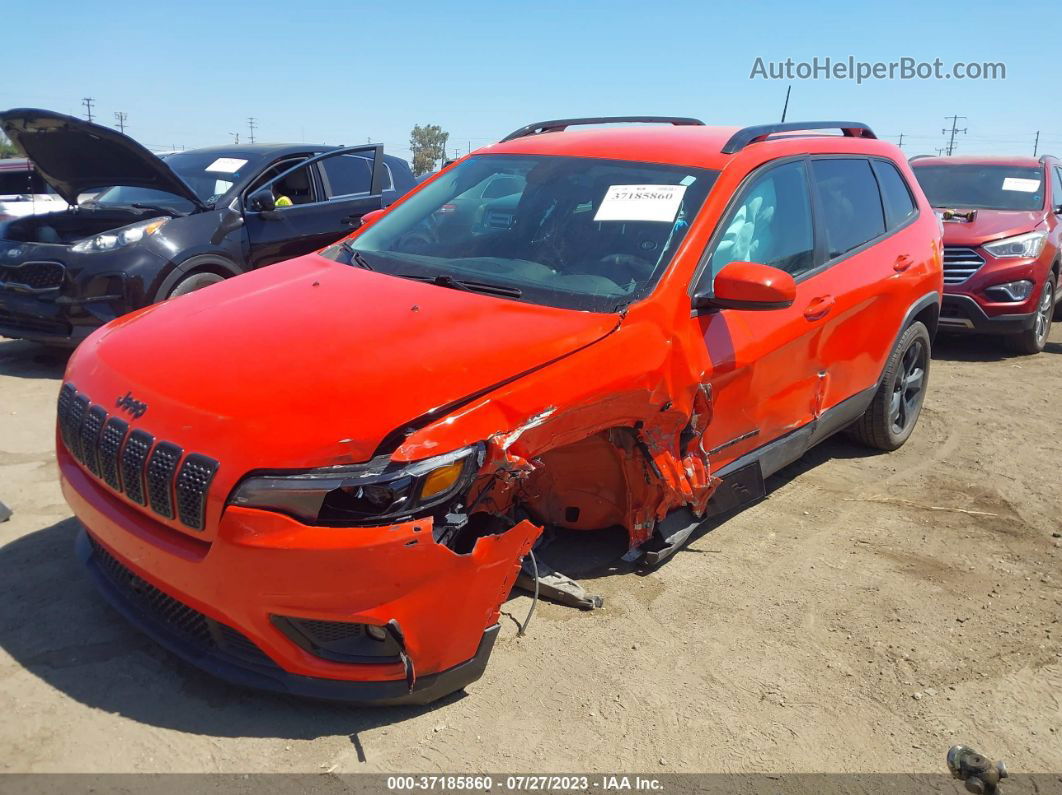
[
  {"x1": 341, "y1": 242, "x2": 374, "y2": 271},
  {"x1": 131, "y1": 203, "x2": 177, "y2": 214},
  {"x1": 399, "y1": 273, "x2": 522, "y2": 298}
]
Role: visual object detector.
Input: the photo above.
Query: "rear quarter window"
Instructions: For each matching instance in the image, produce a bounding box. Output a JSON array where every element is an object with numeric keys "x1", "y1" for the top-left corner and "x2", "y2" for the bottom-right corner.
[
  {"x1": 872, "y1": 160, "x2": 917, "y2": 229},
  {"x1": 811, "y1": 158, "x2": 886, "y2": 259}
]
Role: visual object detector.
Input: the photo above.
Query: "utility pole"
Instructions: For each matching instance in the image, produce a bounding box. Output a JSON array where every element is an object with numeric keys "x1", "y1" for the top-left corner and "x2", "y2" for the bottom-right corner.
[
  {"x1": 780, "y1": 84, "x2": 792, "y2": 123},
  {"x1": 1033, "y1": 130, "x2": 1040, "y2": 157},
  {"x1": 113, "y1": 111, "x2": 127, "y2": 134},
  {"x1": 897, "y1": 133, "x2": 905, "y2": 150},
  {"x1": 942, "y1": 115, "x2": 967, "y2": 156},
  {"x1": 81, "y1": 97, "x2": 95, "y2": 123},
  {"x1": 247, "y1": 117, "x2": 257, "y2": 144},
  {"x1": 230, "y1": 132, "x2": 239, "y2": 145},
  {"x1": 936, "y1": 147, "x2": 946, "y2": 157}
]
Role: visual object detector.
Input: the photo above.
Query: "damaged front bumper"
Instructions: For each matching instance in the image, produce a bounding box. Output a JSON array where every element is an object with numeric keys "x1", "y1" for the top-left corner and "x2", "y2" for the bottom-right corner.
[{"x1": 60, "y1": 449, "x2": 540, "y2": 705}]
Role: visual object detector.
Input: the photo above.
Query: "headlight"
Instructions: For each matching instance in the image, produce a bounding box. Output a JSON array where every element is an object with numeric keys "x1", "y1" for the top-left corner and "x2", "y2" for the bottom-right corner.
[
  {"x1": 229, "y1": 444, "x2": 483, "y2": 526},
  {"x1": 985, "y1": 279, "x2": 1035, "y2": 302},
  {"x1": 982, "y1": 230, "x2": 1047, "y2": 259},
  {"x1": 71, "y1": 217, "x2": 169, "y2": 253}
]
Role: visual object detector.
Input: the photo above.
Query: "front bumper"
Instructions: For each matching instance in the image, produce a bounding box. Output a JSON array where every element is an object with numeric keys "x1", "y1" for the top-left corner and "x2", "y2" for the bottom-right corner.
[
  {"x1": 76, "y1": 528, "x2": 500, "y2": 705},
  {"x1": 59, "y1": 447, "x2": 537, "y2": 704},
  {"x1": 938, "y1": 294, "x2": 1037, "y2": 335},
  {"x1": 0, "y1": 245, "x2": 165, "y2": 345}
]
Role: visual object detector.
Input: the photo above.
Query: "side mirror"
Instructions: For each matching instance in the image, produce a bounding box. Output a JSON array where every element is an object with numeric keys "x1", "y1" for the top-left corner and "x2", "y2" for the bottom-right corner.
[
  {"x1": 248, "y1": 188, "x2": 276, "y2": 213},
  {"x1": 692, "y1": 261, "x2": 797, "y2": 313},
  {"x1": 358, "y1": 207, "x2": 387, "y2": 228}
]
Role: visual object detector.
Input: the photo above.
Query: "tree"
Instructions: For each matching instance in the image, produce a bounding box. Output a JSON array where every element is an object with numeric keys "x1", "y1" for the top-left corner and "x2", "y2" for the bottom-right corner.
[
  {"x1": 0, "y1": 132, "x2": 17, "y2": 159},
  {"x1": 409, "y1": 124, "x2": 449, "y2": 176}
]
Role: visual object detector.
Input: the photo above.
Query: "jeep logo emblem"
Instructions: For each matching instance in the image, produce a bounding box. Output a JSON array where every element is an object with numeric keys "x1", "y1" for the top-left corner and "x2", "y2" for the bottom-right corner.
[{"x1": 116, "y1": 392, "x2": 148, "y2": 419}]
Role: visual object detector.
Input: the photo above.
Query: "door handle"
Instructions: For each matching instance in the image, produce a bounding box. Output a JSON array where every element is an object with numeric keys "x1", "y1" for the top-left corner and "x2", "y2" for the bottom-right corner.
[
  {"x1": 342, "y1": 214, "x2": 361, "y2": 226},
  {"x1": 803, "y1": 295, "x2": 835, "y2": 321},
  {"x1": 894, "y1": 254, "x2": 914, "y2": 272}
]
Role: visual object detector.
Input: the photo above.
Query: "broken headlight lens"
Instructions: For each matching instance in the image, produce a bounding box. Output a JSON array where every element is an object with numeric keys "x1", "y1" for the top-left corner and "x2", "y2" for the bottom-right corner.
[
  {"x1": 70, "y1": 217, "x2": 169, "y2": 253},
  {"x1": 228, "y1": 444, "x2": 483, "y2": 526}
]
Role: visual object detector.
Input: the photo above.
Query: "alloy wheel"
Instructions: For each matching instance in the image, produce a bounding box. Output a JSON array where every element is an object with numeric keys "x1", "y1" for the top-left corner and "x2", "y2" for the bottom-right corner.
[{"x1": 890, "y1": 339, "x2": 926, "y2": 435}]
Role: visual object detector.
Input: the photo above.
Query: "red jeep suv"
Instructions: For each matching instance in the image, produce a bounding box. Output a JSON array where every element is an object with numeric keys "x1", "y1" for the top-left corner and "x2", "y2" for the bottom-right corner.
[
  {"x1": 56, "y1": 118, "x2": 942, "y2": 704},
  {"x1": 911, "y1": 155, "x2": 1062, "y2": 354}
]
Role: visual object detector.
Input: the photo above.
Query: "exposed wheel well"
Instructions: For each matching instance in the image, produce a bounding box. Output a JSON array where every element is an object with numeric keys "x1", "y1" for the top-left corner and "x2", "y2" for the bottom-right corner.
[{"x1": 911, "y1": 301, "x2": 939, "y2": 340}]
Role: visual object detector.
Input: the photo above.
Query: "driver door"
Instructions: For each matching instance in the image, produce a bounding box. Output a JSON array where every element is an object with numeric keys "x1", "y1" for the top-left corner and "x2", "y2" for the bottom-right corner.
[
  {"x1": 242, "y1": 145, "x2": 387, "y2": 269},
  {"x1": 686, "y1": 158, "x2": 828, "y2": 472}
]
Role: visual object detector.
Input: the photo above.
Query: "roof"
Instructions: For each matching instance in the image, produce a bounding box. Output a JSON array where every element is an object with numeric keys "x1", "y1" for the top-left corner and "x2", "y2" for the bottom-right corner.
[
  {"x1": 480, "y1": 124, "x2": 900, "y2": 170},
  {"x1": 911, "y1": 155, "x2": 1046, "y2": 168},
  {"x1": 176, "y1": 143, "x2": 332, "y2": 159}
]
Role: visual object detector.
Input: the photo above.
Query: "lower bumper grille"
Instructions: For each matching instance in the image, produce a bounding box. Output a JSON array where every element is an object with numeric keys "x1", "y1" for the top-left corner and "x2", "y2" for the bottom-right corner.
[
  {"x1": 86, "y1": 534, "x2": 278, "y2": 670},
  {"x1": 0, "y1": 307, "x2": 71, "y2": 337}
]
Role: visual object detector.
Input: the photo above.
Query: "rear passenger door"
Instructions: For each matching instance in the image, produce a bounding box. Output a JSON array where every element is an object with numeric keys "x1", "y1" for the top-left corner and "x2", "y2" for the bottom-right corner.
[{"x1": 806, "y1": 156, "x2": 921, "y2": 419}]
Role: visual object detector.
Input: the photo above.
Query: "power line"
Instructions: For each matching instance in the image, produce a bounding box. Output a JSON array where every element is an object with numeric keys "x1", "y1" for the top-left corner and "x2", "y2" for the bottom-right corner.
[
  {"x1": 247, "y1": 117, "x2": 257, "y2": 144},
  {"x1": 81, "y1": 97, "x2": 94, "y2": 123},
  {"x1": 114, "y1": 111, "x2": 127, "y2": 134},
  {"x1": 942, "y1": 115, "x2": 967, "y2": 156}
]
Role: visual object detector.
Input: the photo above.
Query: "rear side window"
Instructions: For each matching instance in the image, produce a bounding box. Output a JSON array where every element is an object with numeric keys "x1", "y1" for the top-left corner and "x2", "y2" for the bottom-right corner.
[
  {"x1": 872, "y1": 160, "x2": 917, "y2": 229},
  {"x1": 1052, "y1": 167, "x2": 1062, "y2": 211},
  {"x1": 319, "y1": 154, "x2": 393, "y2": 197},
  {"x1": 705, "y1": 160, "x2": 816, "y2": 279},
  {"x1": 811, "y1": 158, "x2": 886, "y2": 259}
]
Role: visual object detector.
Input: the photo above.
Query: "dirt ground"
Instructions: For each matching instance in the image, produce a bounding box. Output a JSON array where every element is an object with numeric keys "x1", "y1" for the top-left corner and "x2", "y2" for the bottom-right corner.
[{"x1": 1, "y1": 327, "x2": 1060, "y2": 776}]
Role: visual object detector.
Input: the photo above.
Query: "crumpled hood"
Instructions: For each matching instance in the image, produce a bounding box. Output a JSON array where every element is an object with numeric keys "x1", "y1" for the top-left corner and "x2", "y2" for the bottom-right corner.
[
  {"x1": 940, "y1": 209, "x2": 1044, "y2": 247},
  {"x1": 66, "y1": 254, "x2": 619, "y2": 478}
]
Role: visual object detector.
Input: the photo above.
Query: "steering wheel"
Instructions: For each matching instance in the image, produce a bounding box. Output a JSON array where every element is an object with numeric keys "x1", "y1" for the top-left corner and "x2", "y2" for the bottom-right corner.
[{"x1": 586, "y1": 253, "x2": 655, "y2": 285}]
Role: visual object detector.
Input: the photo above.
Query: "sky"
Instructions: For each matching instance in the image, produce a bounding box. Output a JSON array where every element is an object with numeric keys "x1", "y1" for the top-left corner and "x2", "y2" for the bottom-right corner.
[{"x1": 4, "y1": 0, "x2": 1060, "y2": 161}]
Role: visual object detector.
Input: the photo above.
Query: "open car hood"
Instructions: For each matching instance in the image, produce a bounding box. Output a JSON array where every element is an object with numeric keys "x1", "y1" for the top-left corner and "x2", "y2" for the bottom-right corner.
[{"x1": 0, "y1": 108, "x2": 205, "y2": 208}]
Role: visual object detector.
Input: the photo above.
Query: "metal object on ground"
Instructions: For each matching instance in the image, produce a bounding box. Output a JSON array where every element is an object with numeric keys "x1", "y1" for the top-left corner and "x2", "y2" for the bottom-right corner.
[{"x1": 948, "y1": 745, "x2": 1008, "y2": 794}]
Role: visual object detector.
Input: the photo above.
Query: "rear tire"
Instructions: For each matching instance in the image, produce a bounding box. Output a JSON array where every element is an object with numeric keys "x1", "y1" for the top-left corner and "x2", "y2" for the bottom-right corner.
[
  {"x1": 167, "y1": 271, "x2": 225, "y2": 299},
  {"x1": 847, "y1": 321, "x2": 931, "y2": 452},
  {"x1": 1004, "y1": 276, "x2": 1055, "y2": 355}
]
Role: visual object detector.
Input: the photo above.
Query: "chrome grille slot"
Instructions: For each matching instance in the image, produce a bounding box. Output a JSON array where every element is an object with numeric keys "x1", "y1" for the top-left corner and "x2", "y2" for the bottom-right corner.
[
  {"x1": 80, "y1": 405, "x2": 107, "y2": 477},
  {"x1": 146, "y1": 442, "x2": 183, "y2": 519},
  {"x1": 175, "y1": 454, "x2": 219, "y2": 531},
  {"x1": 942, "y1": 246, "x2": 985, "y2": 285},
  {"x1": 121, "y1": 430, "x2": 154, "y2": 506},
  {"x1": 97, "y1": 417, "x2": 129, "y2": 491}
]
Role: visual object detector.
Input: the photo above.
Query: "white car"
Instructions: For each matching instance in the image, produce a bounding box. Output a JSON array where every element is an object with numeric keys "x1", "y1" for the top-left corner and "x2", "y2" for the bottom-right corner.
[{"x1": 0, "y1": 158, "x2": 69, "y2": 221}]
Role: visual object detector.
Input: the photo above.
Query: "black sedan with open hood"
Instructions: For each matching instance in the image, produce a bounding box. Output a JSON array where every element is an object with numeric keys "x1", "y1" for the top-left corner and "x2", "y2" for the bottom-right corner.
[{"x1": 0, "y1": 108, "x2": 414, "y2": 345}]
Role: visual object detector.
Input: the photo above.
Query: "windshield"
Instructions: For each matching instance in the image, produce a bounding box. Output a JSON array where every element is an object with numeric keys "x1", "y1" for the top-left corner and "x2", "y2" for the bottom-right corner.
[
  {"x1": 91, "y1": 150, "x2": 263, "y2": 211},
  {"x1": 328, "y1": 154, "x2": 717, "y2": 312},
  {"x1": 912, "y1": 164, "x2": 1045, "y2": 211}
]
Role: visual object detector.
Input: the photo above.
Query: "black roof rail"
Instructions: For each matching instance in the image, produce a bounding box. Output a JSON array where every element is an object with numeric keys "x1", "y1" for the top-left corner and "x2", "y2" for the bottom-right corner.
[
  {"x1": 721, "y1": 121, "x2": 876, "y2": 154},
  {"x1": 500, "y1": 116, "x2": 704, "y2": 143}
]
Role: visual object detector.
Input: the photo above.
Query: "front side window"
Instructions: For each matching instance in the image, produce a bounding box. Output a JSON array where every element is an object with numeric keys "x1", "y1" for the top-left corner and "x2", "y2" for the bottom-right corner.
[
  {"x1": 1052, "y1": 167, "x2": 1062, "y2": 211},
  {"x1": 811, "y1": 158, "x2": 886, "y2": 259},
  {"x1": 704, "y1": 160, "x2": 815, "y2": 282},
  {"x1": 334, "y1": 154, "x2": 717, "y2": 312},
  {"x1": 912, "y1": 164, "x2": 1046, "y2": 212}
]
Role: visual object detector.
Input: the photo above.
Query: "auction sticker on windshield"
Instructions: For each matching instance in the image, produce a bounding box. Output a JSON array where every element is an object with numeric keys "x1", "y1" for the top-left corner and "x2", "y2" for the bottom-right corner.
[
  {"x1": 206, "y1": 157, "x2": 249, "y2": 174},
  {"x1": 1001, "y1": 177, "x2": 1041, "y2": 192},
  {"x1": 594, "y1": 184, "x2": 688, "y2": 223}
]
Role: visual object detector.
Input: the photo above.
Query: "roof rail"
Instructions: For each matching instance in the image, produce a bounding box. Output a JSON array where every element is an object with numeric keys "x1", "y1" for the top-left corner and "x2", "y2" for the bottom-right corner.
[
  {"x1": 500, "y1": 116, "x2": 704, "y2": 143},
  {"x1": 721, "y1": 121, "x2": 876, "y2": 154},
  {"x1": 908, "y1": 154, "x2": 936, "y2": 161}
]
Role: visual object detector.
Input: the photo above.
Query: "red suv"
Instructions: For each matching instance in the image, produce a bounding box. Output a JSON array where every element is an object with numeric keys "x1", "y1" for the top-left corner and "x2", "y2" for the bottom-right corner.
[
  {"x1": 56, "y1": 118, "x2": 942, "y2": 704},
  {"x1": 910, "y1": 155, "x2": 1062, "y2": 354}
]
